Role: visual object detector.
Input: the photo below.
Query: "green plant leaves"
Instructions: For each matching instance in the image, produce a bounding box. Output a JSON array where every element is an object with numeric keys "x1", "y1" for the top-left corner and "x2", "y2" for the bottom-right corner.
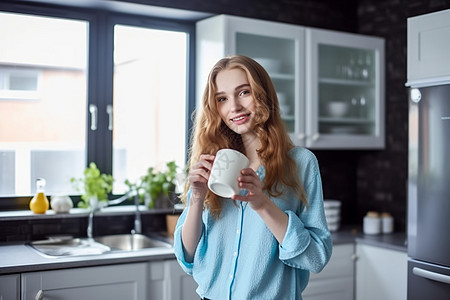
[{"x1": 71, "y1": 162, "x2": 113, "y2": 208}]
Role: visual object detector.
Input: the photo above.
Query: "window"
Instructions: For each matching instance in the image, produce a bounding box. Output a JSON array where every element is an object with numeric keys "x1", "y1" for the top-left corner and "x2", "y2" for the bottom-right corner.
[
  {"x1": 0, "y1": 67, "x2": 41, "y2": 100},
  {"x1": 112, "y1": 24, "x2": 188, "y2": 193},
  {"x1": 0, "y1": 11, "x2": 88, "y2": 196},
  {"x1": 0, "y1": 4, "x2": 194, "y2": 205}
]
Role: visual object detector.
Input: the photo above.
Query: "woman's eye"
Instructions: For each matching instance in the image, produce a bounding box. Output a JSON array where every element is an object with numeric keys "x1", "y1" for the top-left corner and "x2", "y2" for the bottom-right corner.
[
  {"x1": 217, "y1": 97, "x2": 226, "y2": 102},
  {"x1": 239, "y1": 90, "x2": 250, "y2": 96}
]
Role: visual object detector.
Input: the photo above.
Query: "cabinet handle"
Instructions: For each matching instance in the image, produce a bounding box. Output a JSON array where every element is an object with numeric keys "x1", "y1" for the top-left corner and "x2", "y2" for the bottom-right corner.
[
  {"x1": 413, "y1": 267, "x2": 450, "y2": 285},
  {"x1": 298, "y1": 133, "x2": 306, "y2": 140},
  {"x1": 35, "y1": 290, "x2": 44, "y2": 300},
  {"x1": 312, "y1": 133, "x2": 320, "y2": 141},
  {"x1": 89, "y1": 104, "x2": 98, "y2": 131},
  {"x1": 351, "y1": 254, "x2": 358, "y2": 261},
  {"x1": 106, "y1": 104, "x2": 113, "y2": 131}
]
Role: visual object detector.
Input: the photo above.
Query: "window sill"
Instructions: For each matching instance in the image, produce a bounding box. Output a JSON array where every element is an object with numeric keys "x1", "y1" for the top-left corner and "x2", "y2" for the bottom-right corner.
[{"x1": 0, "y1": 205, "x2": 183, "y2": 221}]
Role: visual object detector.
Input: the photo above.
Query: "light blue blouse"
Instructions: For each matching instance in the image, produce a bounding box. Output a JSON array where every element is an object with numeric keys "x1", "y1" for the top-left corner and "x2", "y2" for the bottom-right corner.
[{"x1": 173, "y1": 147, "x2": 332, "y2": 300}]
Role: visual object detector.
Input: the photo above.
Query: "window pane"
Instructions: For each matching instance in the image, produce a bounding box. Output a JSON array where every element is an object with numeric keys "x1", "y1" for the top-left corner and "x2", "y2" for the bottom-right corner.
[
  {"x1": 113, "y1": 25, "x2": 187, "y2": 193},
  {"x1": 0, "y1": 12, "x2": 88, "y2": 196}
]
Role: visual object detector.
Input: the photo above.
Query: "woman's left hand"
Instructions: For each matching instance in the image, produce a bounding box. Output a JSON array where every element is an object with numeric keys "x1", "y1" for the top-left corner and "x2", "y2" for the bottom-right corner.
[{"x1": 233, "y1": 168, "x2": 270, "y2": 211}]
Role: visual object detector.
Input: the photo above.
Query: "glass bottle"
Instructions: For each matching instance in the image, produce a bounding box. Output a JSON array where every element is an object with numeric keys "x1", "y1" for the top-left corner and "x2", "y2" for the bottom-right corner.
[{"x1": 29, "y1": 178, "x2": 50, "y2": 214}]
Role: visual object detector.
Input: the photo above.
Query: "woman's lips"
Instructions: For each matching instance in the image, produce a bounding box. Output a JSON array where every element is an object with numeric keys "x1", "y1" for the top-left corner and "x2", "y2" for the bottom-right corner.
[{"x1": 231, "y1": 113, "x2": 250, "y2": 125}]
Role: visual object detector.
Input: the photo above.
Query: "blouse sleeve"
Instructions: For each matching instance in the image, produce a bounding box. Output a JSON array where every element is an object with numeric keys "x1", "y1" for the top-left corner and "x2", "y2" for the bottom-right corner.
[
  {"x1": 278, "y1": 149, "x2": 333, "y2": 273},
  {"x1": 173, "y1": 190, "x2": 207, "y2": 275}
]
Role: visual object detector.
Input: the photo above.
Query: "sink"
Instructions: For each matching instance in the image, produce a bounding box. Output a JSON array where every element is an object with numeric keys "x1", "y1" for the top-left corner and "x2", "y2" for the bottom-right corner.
[
  {"x1": 29, "y1": 237, "x2": 111, "y2": 257},
  {"x1": 95, "y1": 234, "x2": 172, "y2": 251},
  {"x1": 28, "y1": 234, "x2": 172, "y2": 257}
]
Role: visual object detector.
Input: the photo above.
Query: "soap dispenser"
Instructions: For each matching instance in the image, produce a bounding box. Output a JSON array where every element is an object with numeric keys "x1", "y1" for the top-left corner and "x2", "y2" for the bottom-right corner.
[{"x1": 29, "y1": 178, "x2": 49, "y2": 214}]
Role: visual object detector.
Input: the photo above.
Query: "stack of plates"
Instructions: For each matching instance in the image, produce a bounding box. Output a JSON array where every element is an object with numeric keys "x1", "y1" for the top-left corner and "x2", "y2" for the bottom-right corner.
[{"x1": 324, "y1": 200, "x2": 341, "y2": 232}]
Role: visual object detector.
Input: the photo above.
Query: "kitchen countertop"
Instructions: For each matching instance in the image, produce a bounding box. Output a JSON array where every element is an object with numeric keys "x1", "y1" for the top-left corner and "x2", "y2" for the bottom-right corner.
[
  {"x1": 332, "y1": 226, "x2": 407, "y2": 252},
  {"x1": 0, "y1": 226, "x2": 407, "y2": 276},
  {"x1": 0, "y1": 241, "x2": 175, "y2": 275}
]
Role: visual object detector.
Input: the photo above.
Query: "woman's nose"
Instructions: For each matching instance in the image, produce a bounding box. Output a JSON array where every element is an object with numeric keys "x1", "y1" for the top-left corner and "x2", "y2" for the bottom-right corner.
[{"x1": 230, "y1": 97, "x2": 242, "y2": 112}]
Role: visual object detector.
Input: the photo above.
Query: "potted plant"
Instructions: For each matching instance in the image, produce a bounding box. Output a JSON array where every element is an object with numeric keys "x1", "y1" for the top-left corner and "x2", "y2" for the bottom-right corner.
[
  {"x1": 140, "y1": 161, "x2": 179, "y2": 209},
  {"x1": 71, "y1": 162, "x2": 114, "y2": 209},
  {"x1": 125, "y1": 161, "x2": 183, "y2": 236}
]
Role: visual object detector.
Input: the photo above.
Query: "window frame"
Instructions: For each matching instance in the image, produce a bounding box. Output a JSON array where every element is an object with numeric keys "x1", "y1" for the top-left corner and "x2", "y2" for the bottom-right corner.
[{"x1": 0, "y1": 2, "x2": 196, "y2": 210}]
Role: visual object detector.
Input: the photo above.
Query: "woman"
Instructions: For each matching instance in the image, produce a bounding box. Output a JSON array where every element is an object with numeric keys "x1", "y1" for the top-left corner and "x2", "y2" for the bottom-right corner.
[{"x1": 174, "y1": 55, "x2": 332, "y2": 300}]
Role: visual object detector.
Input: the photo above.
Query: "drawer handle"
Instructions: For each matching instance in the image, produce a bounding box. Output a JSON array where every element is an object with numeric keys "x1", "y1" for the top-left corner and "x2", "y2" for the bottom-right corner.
[
  {"x1": 413, "y1": 267, "x2": 450, "y2": 285},
  {"x1": 35, "y1": 289, "x2": 44, "y2": 300}
]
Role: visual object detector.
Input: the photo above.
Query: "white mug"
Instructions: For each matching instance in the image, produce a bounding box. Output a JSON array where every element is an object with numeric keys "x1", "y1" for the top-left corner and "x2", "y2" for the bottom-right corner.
[{"x1": 207, "y1": 149, "x2": 250, "y2": 198}]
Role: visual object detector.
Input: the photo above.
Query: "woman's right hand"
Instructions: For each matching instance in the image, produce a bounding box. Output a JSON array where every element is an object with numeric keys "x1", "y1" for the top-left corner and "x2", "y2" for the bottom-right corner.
[{"x1": 188, "y1": 154, "x2": 215, "y2": 204}]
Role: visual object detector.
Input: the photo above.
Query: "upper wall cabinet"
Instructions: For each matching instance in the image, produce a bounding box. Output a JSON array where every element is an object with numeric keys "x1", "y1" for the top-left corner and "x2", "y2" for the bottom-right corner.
[
  {"x1": 406, "y1": 9, "x2": 450, "y2": 87},
  {"x1": 306, "y1": 28, "x2": 385, "y2": 149},
  {"x1": 196, "y1": 15, "x2": 305, "y2": 144},
  {"x1": 196, "y1": 15, "x2": 385, "y2": 149}
]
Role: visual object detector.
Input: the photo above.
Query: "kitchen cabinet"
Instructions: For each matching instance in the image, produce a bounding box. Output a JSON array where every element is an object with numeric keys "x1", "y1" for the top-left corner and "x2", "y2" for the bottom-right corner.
[
  {"x1": 164, "y1": 259, "x2": 198, "y2": 300},
  {"x1": 303, "y1": 243, "x2": 355, "y2": 300},
  {"x1": 21, "y1": 263, "x2": 147, "y2": 300},
  {"x1": 306, "y1": 28, "x2": 385, "y2": 149},
  {"x1": 407, "y1": 9, "x2": 450, "y2": 87},
  {"x1": 13, "y1": 257, "x2": 196, "y2": 300},
  {"x1": 196, "y1": 14, "x2": 385, "y2": 149},
  {"x1": 196, "y1": 14, "x2": 305, "y2": 144},
  {"x1": 0, "y1": 274, "x2": 20, "y2": 300},
  {"x1": 148, "y1": 259, "x2": 198, "y2": 300},
  {"x1": 355, "y1": 244, "x2": 407, "y2": 300},
  {"x1": 147, "y1": 260, "x2": 166, "y2": 300}
]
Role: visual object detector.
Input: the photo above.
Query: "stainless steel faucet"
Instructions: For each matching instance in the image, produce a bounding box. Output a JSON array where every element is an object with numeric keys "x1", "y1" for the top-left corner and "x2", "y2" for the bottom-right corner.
[{"x1": 87, "y1": 191, "x2": 142, "y2": 239}]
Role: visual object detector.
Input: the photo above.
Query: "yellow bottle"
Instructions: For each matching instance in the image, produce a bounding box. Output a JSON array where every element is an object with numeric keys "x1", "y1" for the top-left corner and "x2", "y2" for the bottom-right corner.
[{"x1": 29, "y1": 178, "x2": 49, "y2": 214}]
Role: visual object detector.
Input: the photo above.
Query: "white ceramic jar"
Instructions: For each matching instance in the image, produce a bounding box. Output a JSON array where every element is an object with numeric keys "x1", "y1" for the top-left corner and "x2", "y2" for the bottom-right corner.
[
  {"x1": 381, "y1": 212, "x2": 394, "y2": 234},
  {"x1": 363, "y1": 211, "x2": 381, "y2": 235},
  {"x1": 50, "y1": 195, "x2": 73, "y2": 213}
]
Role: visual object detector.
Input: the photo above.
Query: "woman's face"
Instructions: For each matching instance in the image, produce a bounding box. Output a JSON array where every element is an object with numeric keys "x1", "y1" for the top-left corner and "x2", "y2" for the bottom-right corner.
[{"x1": 214, "y1": 68, "x2": 256, "y2": 137}]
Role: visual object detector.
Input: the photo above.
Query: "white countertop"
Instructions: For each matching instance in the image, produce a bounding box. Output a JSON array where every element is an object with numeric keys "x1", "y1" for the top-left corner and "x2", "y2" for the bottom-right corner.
[{"x1": 0, "y1": 242, "x2": 175, "y2": 275}]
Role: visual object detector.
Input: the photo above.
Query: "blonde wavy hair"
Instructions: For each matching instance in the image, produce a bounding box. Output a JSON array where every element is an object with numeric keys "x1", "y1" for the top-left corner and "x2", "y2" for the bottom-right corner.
[{"x1": 181, "y1": 55, "x2": 307, "y2": 217}]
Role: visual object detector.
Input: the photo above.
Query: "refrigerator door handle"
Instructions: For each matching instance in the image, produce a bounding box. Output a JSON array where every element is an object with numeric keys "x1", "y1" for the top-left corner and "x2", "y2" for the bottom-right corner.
[{"x1": 413, "y1": 267, "x2": 450, "y2": 285}]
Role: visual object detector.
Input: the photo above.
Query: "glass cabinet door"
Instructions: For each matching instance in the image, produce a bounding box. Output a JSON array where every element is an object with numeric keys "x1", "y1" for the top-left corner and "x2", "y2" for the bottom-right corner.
[
  {"x1": 306, "y1": 28, "x2": 385, "y2": 149},
  {"x1": 225, "y1": 16, "x2": 305, "y2": 145},
  {"x1": 236, "y1": 33, "x2": 297, "y2": 133}
]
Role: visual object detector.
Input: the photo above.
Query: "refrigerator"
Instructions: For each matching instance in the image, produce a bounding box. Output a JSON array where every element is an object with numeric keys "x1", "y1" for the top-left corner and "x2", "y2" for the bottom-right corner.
[{"x1": 408, "y1": 84, "x2": 450, "y2": 299}]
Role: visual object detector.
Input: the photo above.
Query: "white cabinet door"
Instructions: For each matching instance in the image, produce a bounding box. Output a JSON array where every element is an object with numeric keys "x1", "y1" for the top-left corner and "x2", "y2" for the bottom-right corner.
[
  {"x1": 196, "y1": 14, "x2": 306, "y2": 146},
  {"x1": 0, "y1": 274, "x2": 20, "y2": 300},
  {"x1": 303, "y1": 243, "x2": 355, "y2": 300},
  {"x1": 407, "y1": 9, "x2": 450, "y2": 87},
  {"x1": 164, "y1": 259, "x2": 198, "y2": 300},
  {"x1": 21, "y1": 263, "x2": 147, "y2": 300},
  {"x1": 356, "y1": 244, "x2": 407, "y2": 300},
  {"x1": 147, "y1": 260, "x2": 166, "y2": 300},
  {"x1": 306, "y1": 28, "x2": 385, "y2": 149}
]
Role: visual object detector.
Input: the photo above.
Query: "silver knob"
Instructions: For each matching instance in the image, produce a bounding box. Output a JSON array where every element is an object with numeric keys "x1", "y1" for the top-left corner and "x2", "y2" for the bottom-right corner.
[{"x1": 410, "y1": 88, "x2": 422, "y2": 103}]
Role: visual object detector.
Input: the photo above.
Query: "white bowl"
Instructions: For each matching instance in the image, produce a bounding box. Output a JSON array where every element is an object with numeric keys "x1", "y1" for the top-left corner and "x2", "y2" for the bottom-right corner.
[
  {"x1": 326, "y1": 215, "x2": 340, "y2": 224},
  {"x1": 324, "y1": 200, "x2": 341, "y2": 209},
  {"x1": 325, "y1": 209, "x2": 340, "y2": 218},
  {"x1": 328, "y1": 223, "x2": 340, "y2": 232},
  {"x1": 327, "y1": 101, "x2": 349, "y2": 118},
  {"x1": 254, "y1": 57, "x2": 282, "y2": 73}
]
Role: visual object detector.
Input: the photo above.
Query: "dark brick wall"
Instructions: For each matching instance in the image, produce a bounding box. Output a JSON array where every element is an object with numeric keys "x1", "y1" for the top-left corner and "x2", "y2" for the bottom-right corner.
[
  {"x1": 0, "y1": 212, "x2": 168, "y2": 243},
  {"x1": 118, "y1": 0, "x2": 358, "y2": 32}
]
